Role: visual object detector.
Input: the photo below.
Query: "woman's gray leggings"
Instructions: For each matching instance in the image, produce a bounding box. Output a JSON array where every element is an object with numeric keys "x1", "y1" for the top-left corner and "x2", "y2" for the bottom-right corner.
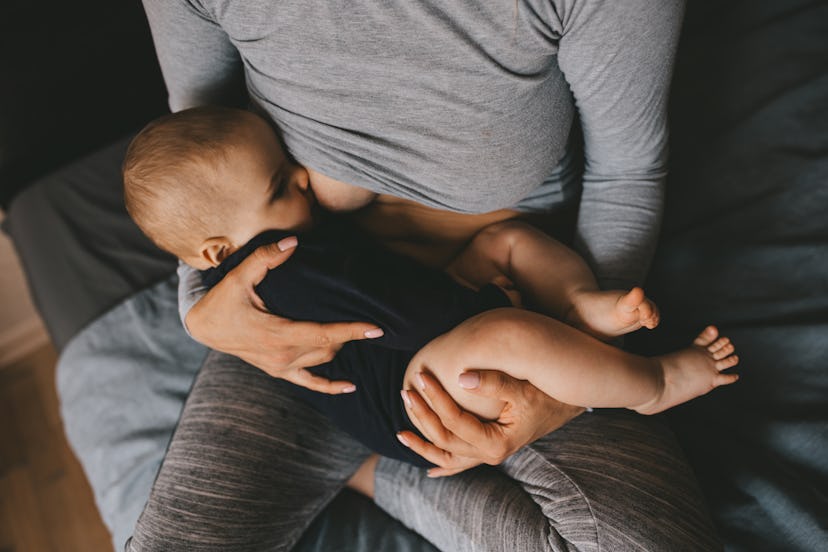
[{"x1": 127, "y1": 350, "x2": 721, "y2": 551}]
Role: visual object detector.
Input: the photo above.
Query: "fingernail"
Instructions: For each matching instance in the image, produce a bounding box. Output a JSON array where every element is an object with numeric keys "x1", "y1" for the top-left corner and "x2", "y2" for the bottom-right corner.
[
  {"x1": 396, "y1": 433, "x2": 410, "y2": 447},
  {"x1": 427, "y1": 469, "x2": 439, "y2": 478},
  {"x1": 415, "y1": 372, "x2": 426, "y2": 390},
  {"x1": 400, "y1": 389, "x2": 412, "y2": 408},
  {"x1": 277, "y1": 236, "x2": 298, "y2": 251},
  {"x1": 458, "y1": 372, "x2": 480, "y2": 389},
  {"x1": 364, "y1": 328, "x2": 384, "y2": 338},
  {"x1": 342, "y1": 385, "x2": 357, "y2": 394}
]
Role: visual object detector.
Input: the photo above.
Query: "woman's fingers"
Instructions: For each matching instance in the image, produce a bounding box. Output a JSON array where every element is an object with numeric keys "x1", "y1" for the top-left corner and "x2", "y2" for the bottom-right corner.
[
  {"x1": 230, "y1": 239, "x2": 299, "y2": 290},
  {"x1": 273, "y1": 319, "x2": 384, "y2": 351},
  {"x1": 402, "y1": 388, "x2": 483, "y2": 459},
  {"x1": 184, "y1": 239, "x2": 384, "y2": 382},
  {"x1": 284, "y1": 368, "x2": 356, "y2": 395},
  {"x1": 396, "y1": 430, "x2": 481, "y2": 475},
  {"x1": 427, "y1": 465, "x2": 474, "y2": 478},
  {"x1": 468, "y1": 369, "x2": 585, "y2": 443},
  {"x1": 414, "y1": 372, "x2": 479, "y2": 428},
  {"x1": 396, "y1": 430, "x2": 454, "y2": 467},
  {"x1": 414, "y1": 372, "x2": 505, "y2": 454},
  {"x1": 401, "y1": 368, "x2": 583, "y2": 471}
]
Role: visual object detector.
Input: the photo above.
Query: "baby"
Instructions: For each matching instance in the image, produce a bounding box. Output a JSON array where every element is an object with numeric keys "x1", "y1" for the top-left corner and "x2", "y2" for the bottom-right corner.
[{"x1": 123, "y1": 106, "x2": 740, "y2": 466}]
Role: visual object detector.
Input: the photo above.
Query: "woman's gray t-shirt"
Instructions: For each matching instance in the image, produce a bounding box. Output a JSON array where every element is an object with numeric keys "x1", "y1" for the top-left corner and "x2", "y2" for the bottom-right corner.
[{"x1": 142, "y1": 0, "x2": 684, "y2": 302}]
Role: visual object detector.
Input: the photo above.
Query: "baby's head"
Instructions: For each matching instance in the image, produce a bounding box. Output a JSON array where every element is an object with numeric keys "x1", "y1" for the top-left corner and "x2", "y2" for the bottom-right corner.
[{"x1": 123, "y1": 106, "x2": 315, "y2": 269}]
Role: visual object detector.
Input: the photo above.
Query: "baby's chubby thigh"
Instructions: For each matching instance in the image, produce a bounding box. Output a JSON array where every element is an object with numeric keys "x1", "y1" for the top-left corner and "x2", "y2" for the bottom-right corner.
[{"x1": 403, "y1": 310, "x2": 524, "y2": 422}]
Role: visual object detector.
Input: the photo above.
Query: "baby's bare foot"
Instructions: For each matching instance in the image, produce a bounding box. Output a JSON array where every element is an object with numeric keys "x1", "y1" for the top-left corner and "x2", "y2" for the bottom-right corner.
[
  {"x1": 634, "y1": 326, "x2": 740, "y2": 415},
  {"x1": 566, "y1": 287, "x2": 660, "y2": 340}
]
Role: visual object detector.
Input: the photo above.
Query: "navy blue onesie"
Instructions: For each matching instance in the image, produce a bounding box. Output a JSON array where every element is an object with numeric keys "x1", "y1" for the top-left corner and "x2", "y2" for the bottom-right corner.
[{"x1": 202, "y1": 219, "x2": 509, "y2": 467}]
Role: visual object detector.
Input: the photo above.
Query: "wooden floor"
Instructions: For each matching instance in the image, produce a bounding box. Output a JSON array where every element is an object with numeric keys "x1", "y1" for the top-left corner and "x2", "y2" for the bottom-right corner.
[{"x1": 0, "y1": 345, "x2": 112, "y2": 552}]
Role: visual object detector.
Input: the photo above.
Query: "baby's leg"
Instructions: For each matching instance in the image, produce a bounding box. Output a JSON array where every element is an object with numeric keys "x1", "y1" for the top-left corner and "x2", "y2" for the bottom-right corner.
[
  {"x1": 403, "y1": 309, "x2": 739, "y2": 417},
  {"x1": 403, "y1": 308, "x2": 658, "y2": 418},
  {"x1": 447, "y1": 220, "x2": 659, "y2": 340}
]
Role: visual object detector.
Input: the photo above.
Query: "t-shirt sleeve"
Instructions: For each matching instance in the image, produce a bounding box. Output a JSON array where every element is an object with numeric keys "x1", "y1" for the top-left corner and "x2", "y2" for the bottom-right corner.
[
  {"x1": 176, "y1": 260, "x2": 206, "y2": 335},
  {"x1": 552, "y1": 0, "x2": 685, "y2": 289},
  {"x1": 141, "y1": 0, "x2": 246, "y2": 112}
]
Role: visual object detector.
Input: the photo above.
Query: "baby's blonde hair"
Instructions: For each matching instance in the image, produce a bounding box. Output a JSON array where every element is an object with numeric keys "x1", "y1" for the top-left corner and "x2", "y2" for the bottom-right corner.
[{"x1": 123, "y1": 106, "x2": 254, "y2": 256}]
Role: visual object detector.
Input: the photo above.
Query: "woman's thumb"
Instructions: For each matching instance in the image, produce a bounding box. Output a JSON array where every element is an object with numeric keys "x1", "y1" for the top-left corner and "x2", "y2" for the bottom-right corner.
[
  {"x1": 458, "y1": 369, "x2": 516, "y2": 398},
  {"x1": 234, "y1": 238, "x2": 298, "y2": 285}
]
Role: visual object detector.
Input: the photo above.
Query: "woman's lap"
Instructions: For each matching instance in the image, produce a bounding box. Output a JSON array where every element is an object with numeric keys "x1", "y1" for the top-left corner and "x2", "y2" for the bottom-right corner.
[
  {"x1": 376, "y1": 411, "x2": 720, "y2": 552},
  {"x1": 508, "y1": 412, "x2": 720, "y2": 551},
  {"x1": 129, "y1": 351, "x2": 719, "y2": 551},
  {"x1": 126, "y1": 350, "x2": 372, "y2": 551}
]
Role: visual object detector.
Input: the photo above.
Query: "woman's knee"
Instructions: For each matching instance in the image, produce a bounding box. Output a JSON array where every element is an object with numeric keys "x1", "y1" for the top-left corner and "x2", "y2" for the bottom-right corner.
[{"x1": 504, "y1": 411, "x2": 721, "y2": 551}]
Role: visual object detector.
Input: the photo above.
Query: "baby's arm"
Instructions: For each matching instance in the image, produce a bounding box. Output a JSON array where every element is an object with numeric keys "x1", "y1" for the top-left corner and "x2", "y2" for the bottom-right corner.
[{"x1": 447, "y1": 220, "x2": 659, "y2": 341}]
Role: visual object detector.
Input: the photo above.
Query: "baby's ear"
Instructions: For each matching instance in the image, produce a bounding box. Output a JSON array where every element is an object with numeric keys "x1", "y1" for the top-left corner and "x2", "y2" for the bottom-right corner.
[
  {"x1": 295, "y1": 166, "x2": 310, "y2": 192},
  {"x1": 200, "y1": 237, "x2": 233, "y2": 267}
]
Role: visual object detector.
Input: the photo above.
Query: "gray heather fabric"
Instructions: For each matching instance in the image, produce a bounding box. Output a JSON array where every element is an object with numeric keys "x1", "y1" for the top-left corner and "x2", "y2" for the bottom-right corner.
[
  {"x1": 142, "y1": 0, "x2": 684, "y2": 290},
  {"x1": 125, "y1": 350, "x2": 438, "y2": 552},
  {"x1": 377, "y1": 411, "x2": 721, "y2": 552},
  {"x1": 128, "y1": 349, "x2": 720, "y2": 552},
  {"x1": 2, "y1": 135, "x2": 177, "y2": 350}
]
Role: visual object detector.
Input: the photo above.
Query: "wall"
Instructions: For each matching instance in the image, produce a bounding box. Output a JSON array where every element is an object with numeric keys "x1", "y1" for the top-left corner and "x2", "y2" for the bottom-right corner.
[{"x1": 0, "y1": 211, "x2": 49, "y2": 366}]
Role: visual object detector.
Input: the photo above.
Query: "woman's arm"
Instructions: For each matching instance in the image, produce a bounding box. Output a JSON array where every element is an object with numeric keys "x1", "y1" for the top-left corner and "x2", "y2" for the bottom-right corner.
[
  {"x1": 395, "y1": 0, "x2": 686, "y2": 472},
  {"x1": 143, "y1": 2, "x2": 383, "y2": 391},
  {"x1": 556, "y1": 0, "x2": 685, "y2": 289},
  {"x1": 141, "y1": 0, "x2": 246, "y2": 111}
]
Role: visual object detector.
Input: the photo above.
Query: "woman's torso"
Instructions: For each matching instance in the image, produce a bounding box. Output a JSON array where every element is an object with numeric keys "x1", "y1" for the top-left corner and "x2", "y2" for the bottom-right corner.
[{"x1": 205, "y1": 0, "x2": 575, "y2": 215}]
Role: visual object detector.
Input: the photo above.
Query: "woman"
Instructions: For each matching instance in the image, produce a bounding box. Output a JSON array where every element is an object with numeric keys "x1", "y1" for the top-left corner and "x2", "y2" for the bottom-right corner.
[{"x1": 129, "y1": 0, "x2": 719, "y2": 550}]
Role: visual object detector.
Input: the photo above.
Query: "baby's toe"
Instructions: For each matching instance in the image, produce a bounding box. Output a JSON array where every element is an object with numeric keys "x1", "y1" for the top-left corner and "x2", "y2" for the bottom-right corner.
[
  {"x1": 693, "y1": 325, "x2": 719, "y2": 347},
  {"x1": 714, "y1": 372, "x2": 739, "y2": 387},
  {"x1": 715, "y1": 355, "x2": 739, "y2": 371},
  {"x1": 638, "y1": 298, "x2": 653, "y2": 317},
  {"x1": 712, "y1": 343, "x2": 735, "y2": 360},
  {"x1": 643, "y1": 303, "x2": 660, "y2": 329},
  {"x1": 707, "y1": 336, "x2": 730, "y2": 353},
  {"x1": 618, "y1": 287, "x2": 646, "y2": 313}
]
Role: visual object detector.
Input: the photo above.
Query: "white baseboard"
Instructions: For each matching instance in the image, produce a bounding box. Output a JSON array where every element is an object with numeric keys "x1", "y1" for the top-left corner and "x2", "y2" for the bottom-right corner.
[{"x1": 0, "y1": 317, "x2": 49, "y2": 367}]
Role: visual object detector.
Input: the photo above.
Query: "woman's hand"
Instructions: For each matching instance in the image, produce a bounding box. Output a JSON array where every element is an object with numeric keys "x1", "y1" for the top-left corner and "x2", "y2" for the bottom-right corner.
[
  {"x1": 185, "y1": 239, "x2": 384, "y2": 394},
  {"x1": 398, "y1": 370, "x2": 584, "y2": 477}
]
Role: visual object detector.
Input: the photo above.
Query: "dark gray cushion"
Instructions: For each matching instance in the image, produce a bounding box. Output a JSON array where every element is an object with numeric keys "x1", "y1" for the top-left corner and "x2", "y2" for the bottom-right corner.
[
  {"x1": 3, "y1": 135, "x2": 176, "y2": 349},
  {"x1": 628, "y1": 1, "x2": 828, "y2": 550}
]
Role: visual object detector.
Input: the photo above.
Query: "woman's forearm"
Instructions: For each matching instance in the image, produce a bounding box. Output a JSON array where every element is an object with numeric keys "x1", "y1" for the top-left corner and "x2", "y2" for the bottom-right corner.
[{"x1": 556, "y1": 0, "x2": 685, "y2": 288}]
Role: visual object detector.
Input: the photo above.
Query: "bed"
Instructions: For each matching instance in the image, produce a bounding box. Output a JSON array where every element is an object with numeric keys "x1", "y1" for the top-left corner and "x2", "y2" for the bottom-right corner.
[{"x1": 3, "y1": 0, "x2": 826, "y2": 550}]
